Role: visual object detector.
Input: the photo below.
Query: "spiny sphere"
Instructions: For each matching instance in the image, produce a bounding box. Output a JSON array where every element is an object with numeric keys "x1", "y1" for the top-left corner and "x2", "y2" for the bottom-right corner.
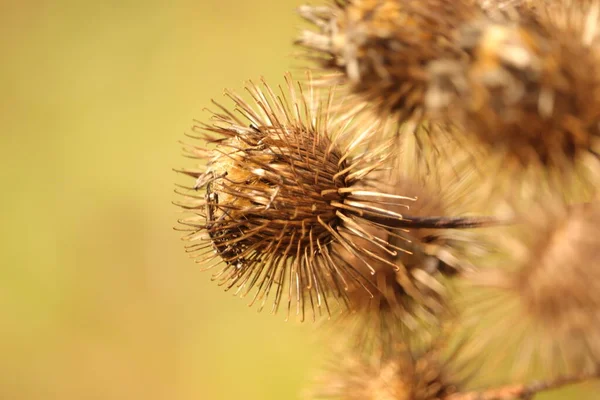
[
  {"x1": 464, "y1": 201, "x2": 600, "y2": 377},
  {"x1": 333, "y1": 175, "x2": 451, "y2": 349},
  {"x1": 176, "y1": 75, "x2": 418, "y2": 321},
  {"x1": 427, "y1": 0, "x2": 600, "y2": 174},
  {"x1": 310, "y1": 345, "x2": 462, "y2": 400},
  {"x1": 335, "y1": 165, "x2": 481, "y2": 349},
  {"x1": 513, "y1": 202, "x2": 600, "y2": 374},
  {"x1": 297, "y1": 0, "x2": 480, "y2": 120}
]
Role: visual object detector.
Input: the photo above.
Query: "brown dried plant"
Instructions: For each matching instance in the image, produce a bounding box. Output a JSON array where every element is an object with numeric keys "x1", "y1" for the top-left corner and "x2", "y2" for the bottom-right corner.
[
  {"x1": 175, "y1": 0, "x2": 600, "y2": 399},
  {"x1": 308, "y1": 339, "x2": 466, "y2": 400},
  {"x1": 427, "y1": 0, "x2": 600, "y2": 188},
  {"x1": 461, "y1": 201, "x2": 600, "y2": 379},
  {"x1": 330, "y1": 133, "x2": 488, "y2": 354},
  {"x1": 175, "y1": 74, "x2": 493, "y2": 322},
  {"x1": 297, "y1": 0, "x2": 480, "y2": 122}
]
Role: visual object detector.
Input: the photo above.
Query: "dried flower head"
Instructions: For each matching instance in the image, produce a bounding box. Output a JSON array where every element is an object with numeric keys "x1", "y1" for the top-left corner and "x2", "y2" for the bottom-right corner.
[
  {"x1": 175, "y1": 74, "x2": 431, "y2": 321},
  {"x1": 297, "y1": 0, "x2": 480, "y2": 120},
  {"x1": 309, "y1": 342, "x2": 463, "y2": 400},
  {"x1": 461, "y1": 201, "x2": 600, "y2": 378},
  {"x1": 327, "y1": 131, "x2": 490, "y2": 352},
  {"x1": 427, "y1": 0, "x2": 600, "y2": 179},
  {"x1": 333, "y1": 176, "x2": 453, "y2": 349}
]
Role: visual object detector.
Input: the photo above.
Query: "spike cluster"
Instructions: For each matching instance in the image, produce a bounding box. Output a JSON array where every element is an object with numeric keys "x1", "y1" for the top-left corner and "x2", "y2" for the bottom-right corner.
[
  {"x1": 297, "y1": 0, "x2": 480, "y2": 120},
  {"x1": 427, "y1": 0, "x2": 600, "y2": 177},
  {"x1": 334, "y1": 151, "x2": 485, "y2": 352},
  {"x1": 309, "y1": 343, "x2": 463, "y2": 400},
  {"x1": 176, "y1": 76, "x2": 479, "y2": 322},
  {"x1": 332, "y1": 176, "x2": 453, "y2": 350}
]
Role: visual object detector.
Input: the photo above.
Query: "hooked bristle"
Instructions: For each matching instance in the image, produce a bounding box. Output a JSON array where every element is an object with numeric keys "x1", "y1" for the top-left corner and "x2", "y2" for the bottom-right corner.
[
  {"x1": 328, "y1": 132, "x2": 489, "y2": 353},
  {"x1": 332, "y1": 176, "x2": 452, "y2": 350}
]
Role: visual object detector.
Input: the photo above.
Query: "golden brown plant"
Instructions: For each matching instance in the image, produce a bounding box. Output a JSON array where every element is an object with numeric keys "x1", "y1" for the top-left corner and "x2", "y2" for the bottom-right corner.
[
  {"x1": 331, "y1": 133, "x2": 489, "y2": 352},
  {"x1": 427, "y1": 0, "x2": 600, "y2": 183},
  {"x1": 176, "y1": 75, "x2": 402, "y2": 321},
  {"x1": 462, "y1": 201, "x2": 600, "y2": 378},
  {"x1": 332, "y1": 176, "x2": 457, "y2": 351},
  {"x1": 297, "y1": 0, "x2": 481, "y2": 121},
  {"x1": 309, "y1": 341, "x2": 464, "y2": 400},
  {"x1": 175, "y1": 1, "x2": 600, "y2": 398},
  {"x1": 175, "y1": 75, "x2": 492, "y2": 322},
  {"x1": 311, "y1": 333, "x2": 600, "y2": 400}
]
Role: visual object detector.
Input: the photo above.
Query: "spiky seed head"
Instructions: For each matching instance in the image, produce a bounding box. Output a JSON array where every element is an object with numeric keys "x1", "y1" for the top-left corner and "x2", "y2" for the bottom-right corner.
[
  {"x1": 309, "y1": 344, "x2": 462, "y2": 400},
  {"x1": 330, "y1": 134, "x2": 487, "y2": 351},
  {"x1": 297, "y1": 0, "x2": 480, "y2": 120},
  {"x1": 462, "y1": 201, "x2": 600, "y2": 377},
  {"x1": 514, "y1": 202, "x2": 600, "y2": 373},
  {"x1": 427, "y1": 0, "x2": 600, "y2": 177},
  {"x1": 175, "y1": 74, "x2": 419, "y2": 321},
  {"x1": 332, "y1": 176, "x2": 451, "y2": 349}
]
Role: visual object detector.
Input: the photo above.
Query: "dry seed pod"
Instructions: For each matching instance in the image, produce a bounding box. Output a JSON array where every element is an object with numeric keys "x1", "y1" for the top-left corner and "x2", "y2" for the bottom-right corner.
[
  {"x1": 175, "y1": 74, "x2": 454, "y2": 321},
  {"x1": 308, "y1": 341, "x2": 464, "y2": 400},
  {"x1": 427, "y1": 0, "x2": 600, "y2": 181},
  {"x1": 333, "y1": 177, "x2": 455, "y2": 349},
  {"x1": 331, "y1": 131, "x2": 490, "y2": 352},
  {"x1": 297, "y1": 0, "x2": 480, "y2": 121},
  {"x1": 461, "y1": 201, "x2": 600, "y2": 379}
]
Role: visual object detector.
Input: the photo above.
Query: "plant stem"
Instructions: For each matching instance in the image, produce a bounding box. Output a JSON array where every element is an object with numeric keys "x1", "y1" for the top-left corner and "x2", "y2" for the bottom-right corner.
[{"x1": 447, "y1": 371, "x2": 600, "y2": 400}]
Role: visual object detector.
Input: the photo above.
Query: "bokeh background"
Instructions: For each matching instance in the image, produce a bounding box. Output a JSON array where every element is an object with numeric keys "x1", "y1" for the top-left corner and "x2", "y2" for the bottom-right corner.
[
  {"x1": 0, "y1": 1, "x2": 597, "y2": 399},
  {"x1": 2, "y1": 1, "x2": 323, "y2": 399}
]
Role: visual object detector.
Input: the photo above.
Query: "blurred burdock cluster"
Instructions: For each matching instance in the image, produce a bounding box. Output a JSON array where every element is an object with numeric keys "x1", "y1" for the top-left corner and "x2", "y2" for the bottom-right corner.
[{"x1": 176, "y1": 0, "x2": 600, "y2": 399}]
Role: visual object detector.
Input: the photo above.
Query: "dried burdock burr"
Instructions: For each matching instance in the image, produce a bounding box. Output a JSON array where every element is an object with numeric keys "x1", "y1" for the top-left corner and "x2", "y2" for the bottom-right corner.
[
  {"x1": 308, "y1": 338, "x2": 465, "y2": 400},
  {"x1": 332, "y1": 176, "x2": 452, "y2": 350},
  {"x1": 427, "y1": 0, "x2": 600, "y2": 184},
  {"x1": 176, "y1": 73, "x2": 480, "y2": 322},
  {"x1": 297, "y1": 0, "x2": 481, "y2": 121},
  {"x1": 312, "y1": 327, "x2": 600, "y2": 400},
  {"x1": 175, "y1": 74, "x2": 498, "y2": 322},
  {"x1": 461, "y1": 201, "x2": 600, "y2": 379},
  {"x1": 169, "y1": 0, "x2": 600, "y2": 398},
  {"x1": 333, "y1": 134, "x2": 489, "y2": 351},
  {"x1": 175, "y1": 74, "x2": 407, "y2": 321}
]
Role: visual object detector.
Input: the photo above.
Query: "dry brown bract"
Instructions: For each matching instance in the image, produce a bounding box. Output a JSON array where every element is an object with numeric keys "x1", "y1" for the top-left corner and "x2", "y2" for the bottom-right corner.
[
  {"x1": 427, "y1": 0, "x2": 600, "y2": 176},
  {"x1": 297, "y1": 0, "x2": 480, "y2": 121}
]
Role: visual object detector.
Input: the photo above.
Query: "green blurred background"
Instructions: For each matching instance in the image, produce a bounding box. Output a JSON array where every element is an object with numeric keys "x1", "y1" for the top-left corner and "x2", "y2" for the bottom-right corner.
[
  {"x1": 1, "y1": 1, "x2": 322, "y2": 399},
  {"x1": 0, "y1": 1, "x2": 597, "y2": 399}
]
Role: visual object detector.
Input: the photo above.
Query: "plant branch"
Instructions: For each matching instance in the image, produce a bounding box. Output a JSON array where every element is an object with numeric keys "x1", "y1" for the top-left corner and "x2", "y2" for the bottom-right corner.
[
  {"x1": 446, "y1": 370, "x2": 600, "y2": 400},
  {"x1": 366, "y1": 214, "x2": 509, "y2": 229}
]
